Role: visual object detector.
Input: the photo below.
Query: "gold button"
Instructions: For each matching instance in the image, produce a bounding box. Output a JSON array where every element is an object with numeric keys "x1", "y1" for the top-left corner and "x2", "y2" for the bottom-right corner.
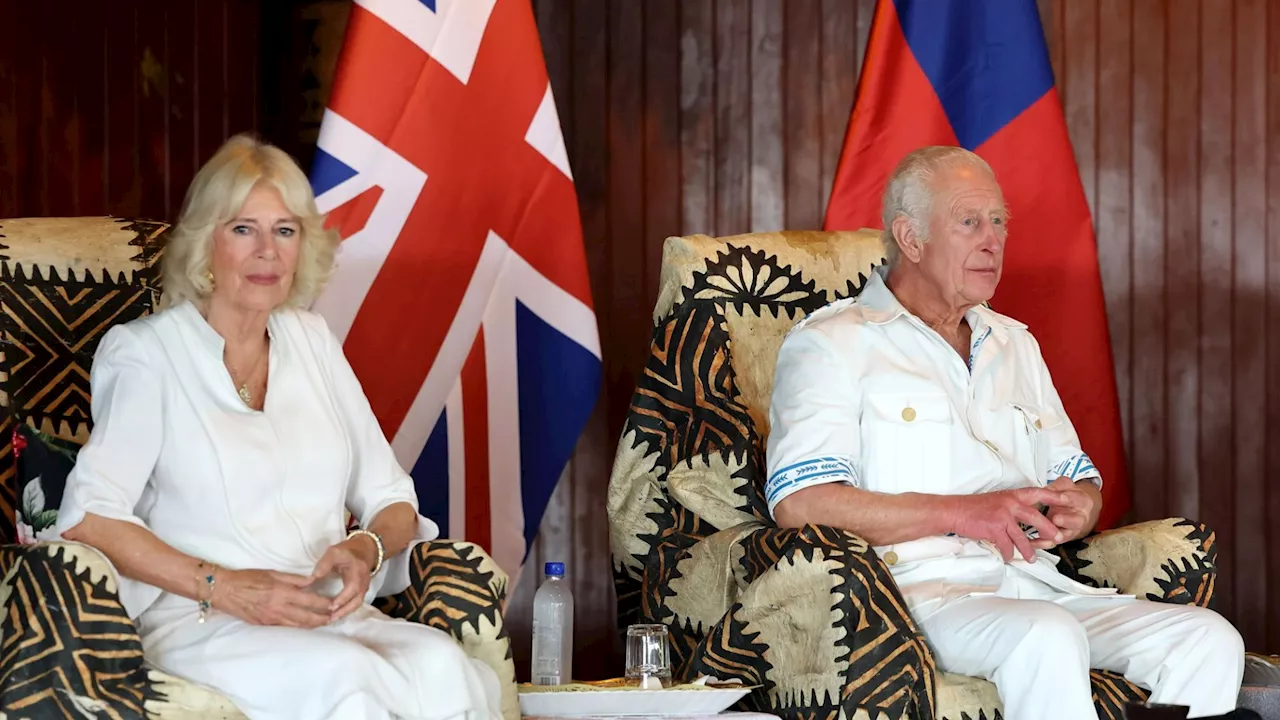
[
  {"x1": 884, "y1": 551, "x2": 899, "y2": 566},
  {"x1": 901, "y1": 407, "x2": 916, "y2": 422},
  {"x1": 1035, "y1": 419, "x2": 1042, "y2": 429}
]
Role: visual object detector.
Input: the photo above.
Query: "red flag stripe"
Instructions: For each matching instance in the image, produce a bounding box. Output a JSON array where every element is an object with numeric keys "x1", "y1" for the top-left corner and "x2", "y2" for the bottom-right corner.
[{"x1": 461, "y1": 329, "x2": 491, "y2": 553}]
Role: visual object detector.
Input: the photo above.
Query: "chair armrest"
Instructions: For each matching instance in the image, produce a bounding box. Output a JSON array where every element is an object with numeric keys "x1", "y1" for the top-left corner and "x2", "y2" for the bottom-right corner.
[
  {"x1": 376, "y1": 540, "x2": 518, "y2": 720},
  {"x1": 1052, "y1": 518, "x2": 1217, "y2": 608},
  {"x1": 1, "y1": 541, "x2": 161, "y2": 717},
  {"x1": 654, "y1": 523, "x2": 936, "y2": 718}
]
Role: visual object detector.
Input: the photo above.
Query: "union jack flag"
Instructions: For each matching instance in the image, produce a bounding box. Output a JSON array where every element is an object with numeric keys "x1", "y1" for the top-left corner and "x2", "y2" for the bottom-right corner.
[{"x1": 308, "y1": 0, "x2": 600, "y2": 579}]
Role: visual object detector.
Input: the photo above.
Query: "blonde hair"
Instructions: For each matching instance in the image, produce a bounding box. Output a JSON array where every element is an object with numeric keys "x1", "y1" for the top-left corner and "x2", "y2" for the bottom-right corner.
[
  {"x1": 160, "y1": 133, "x2": 339, "y2": 309},
  {"x1": 880, "y1": 146, "x2": 999, "y2": 266}
]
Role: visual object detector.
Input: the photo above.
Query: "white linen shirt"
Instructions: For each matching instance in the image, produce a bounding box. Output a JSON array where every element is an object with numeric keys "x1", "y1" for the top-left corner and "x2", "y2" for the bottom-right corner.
[
  {"x1": 766, "y1": 266, "x2": 1116, "y2": 618},
  {"x1": 56, "y1": 301, "x2": 437, "y2": 620}
]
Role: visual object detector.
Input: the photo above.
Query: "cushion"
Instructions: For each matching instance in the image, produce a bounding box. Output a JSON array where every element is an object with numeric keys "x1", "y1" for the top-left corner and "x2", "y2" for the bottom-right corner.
[
  {"x1": 0, "y1": 216, "x2": 168, "y2": 543},
  {"x1": 13, "y1": 422, "x2": 77, "y2": 544},
  {"x1": 935, "y1": 671, "x2": 1002, "y2": 720}
]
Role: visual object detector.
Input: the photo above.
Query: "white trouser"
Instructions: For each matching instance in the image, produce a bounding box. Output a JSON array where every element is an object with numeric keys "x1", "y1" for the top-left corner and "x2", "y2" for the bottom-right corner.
[
  {"x1": 140, "y1": 601, "x2": 503, "y2": 720},
  {"x1": 916, "y1": 567, "x2": 1244, "y2": 720}
]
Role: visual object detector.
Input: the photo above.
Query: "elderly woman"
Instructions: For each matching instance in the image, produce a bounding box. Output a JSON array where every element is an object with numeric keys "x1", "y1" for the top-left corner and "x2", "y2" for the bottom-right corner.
[
  {"x1": 765, "y1": 146, "x2": 1244, "y2": 719},
  {"x1": 55, "y1": 135, "x2": 502, "y2": 720}
]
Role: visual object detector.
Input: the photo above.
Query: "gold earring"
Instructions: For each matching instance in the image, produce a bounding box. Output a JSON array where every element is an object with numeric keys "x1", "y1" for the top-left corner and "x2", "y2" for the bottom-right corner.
[{"x1": 204, "y1": 271, "x2": 215, "y2": 290}]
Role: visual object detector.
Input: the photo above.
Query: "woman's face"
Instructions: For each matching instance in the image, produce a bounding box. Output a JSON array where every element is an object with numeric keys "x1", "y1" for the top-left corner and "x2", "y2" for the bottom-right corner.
[{"x1": 209, "y1": 182, "x2": 301, "y2": 313}]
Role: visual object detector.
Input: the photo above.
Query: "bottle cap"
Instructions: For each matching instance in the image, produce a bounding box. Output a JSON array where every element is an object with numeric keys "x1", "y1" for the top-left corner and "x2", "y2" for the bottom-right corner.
[{"x1": 545, "y1": 562, "x2": 565, "y2": 577}]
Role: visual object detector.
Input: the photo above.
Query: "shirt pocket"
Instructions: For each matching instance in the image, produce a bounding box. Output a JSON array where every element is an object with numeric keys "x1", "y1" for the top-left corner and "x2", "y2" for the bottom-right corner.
[
  {"x1": 865, "y1": 393, "x2": 953, "y2": 494},
  {"x1": 1008, "y1": 402, "x2": 1060, "y2": 484}
]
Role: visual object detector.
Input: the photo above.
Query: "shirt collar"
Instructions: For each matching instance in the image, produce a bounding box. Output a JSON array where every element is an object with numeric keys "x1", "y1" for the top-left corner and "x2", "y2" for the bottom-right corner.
[
  {"x1": 177, "y1": 299, "x2": 278, "y2": 358},
  {"x1": 858, "y1": 264, "x2": 1026, "y2": 340},
  {"x1": 177, "y1": 300, "x2": 226, "y2": 357}
]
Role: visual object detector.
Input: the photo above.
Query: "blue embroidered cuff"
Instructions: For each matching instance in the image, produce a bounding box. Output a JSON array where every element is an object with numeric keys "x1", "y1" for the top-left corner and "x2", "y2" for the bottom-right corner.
[
  {"x1": 765, "y1": 456, "x2": 857, "y2": 512},
  {"x1": 1049, "y1": 453, "x2": 1102, "y2": 488}
]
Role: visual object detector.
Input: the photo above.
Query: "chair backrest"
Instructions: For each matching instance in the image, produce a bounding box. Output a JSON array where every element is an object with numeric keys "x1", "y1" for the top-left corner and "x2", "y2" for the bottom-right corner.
[
  {"x1": 1, "y1": 216, "x2": 168, "y2": 542},
  {"x1": 606, "y1": 228, "x2": 884, "y2": 629},
  {"x1": 651, "y1": 229, "x2": 885, "y2": 437}
]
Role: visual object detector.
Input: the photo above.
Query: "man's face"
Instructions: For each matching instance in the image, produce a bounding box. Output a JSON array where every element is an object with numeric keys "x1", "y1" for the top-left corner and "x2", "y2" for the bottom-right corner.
[{"x1": 914, "y1": 166, "x2": 1009, "y2": 307}]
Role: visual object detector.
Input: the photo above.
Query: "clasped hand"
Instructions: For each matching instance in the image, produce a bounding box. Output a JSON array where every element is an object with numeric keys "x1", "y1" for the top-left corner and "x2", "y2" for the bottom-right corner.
[
  {"x1": 210, "y1": 536, "x2": 377, "y2": 627},
  {"x1": 951, "y1": 478, "x2": 1098, "y2": 563}
]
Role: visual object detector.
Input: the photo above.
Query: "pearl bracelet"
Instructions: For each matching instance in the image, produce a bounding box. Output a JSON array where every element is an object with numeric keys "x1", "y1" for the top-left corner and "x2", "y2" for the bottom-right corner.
[{"x1": 347, "y1": 529, "x2": 385, "y2": 577}]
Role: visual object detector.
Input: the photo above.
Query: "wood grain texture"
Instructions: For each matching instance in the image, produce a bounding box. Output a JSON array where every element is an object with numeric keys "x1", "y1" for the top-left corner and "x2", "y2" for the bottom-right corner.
[
  {"x1": 137, "y1": 0, "x2": 169, "y2": 218},
  {"x1": 1198, "y1": 0, "x2": 1235, "y2": 621},
  {"x1": 1163, "y1": 0, "x2": 1202, "y2": 525},
  {"x1": 818, "y1": 0, "x2": 856, "y2": 215},
  {"x1": 4, "y1": 0, "x2": 1280, "y2": 676},
  {"x1": 44, "y1": 2, "x2": 79, "y2": 215},
  {"x1": 0, "y1": 3, "x2": 16, "y2": 216},
  {"x1": 225, "y1": 0, "x2": 258, "y2": 138},
  {"x1": 783, "y1": 0, "x2": 822, "y2": 229},
  {"x1": 1233, "y1": 0, "x2": 1268, "y2": 650},
  {"x1": 679, "y1": 0, "x2": 714, "y2": 237},
  {"x1": 0, "y1": 0, "x2": 257, "y2": 221},
  {"x1": 13, "y1": 2, "x2": 44, "y2": 216},
  {"x1": 750, "y1": 0, "x2": 783, "y2": 231},
  {"x1": 1128, "y1": 0, "x2": 1168, "y2": 526},
  {"x1": 606, "y1": 0, "x2": 647, "y2": 436},
  {"x1": 1046, "y1": 0, "x2": 1279, "y2": 652},
  {"x1": 1268, "y1": 0, "x2": 1280, "y2": 655},
  {"x1": 643, "y1": 0, "x2": 681, "y2": 286},
  {"x1": 714, "y1": 0, "x2": 750, "y2": 235},
  {"x1": 195, "y1": 0, "x2": 228, "y2": 168},
  {"x1": 1095, "y1": 0, "x2": 1133, "y2": 465},
  {"x1": 76, "y1": 2, "x2": 109, "y2": 216},
  {"x1": 1062, "y1": 0, "x2": 1097, "y2": 220},
  {"x1": 167, "y1": 0, "x2": 197, "y2": 221}
]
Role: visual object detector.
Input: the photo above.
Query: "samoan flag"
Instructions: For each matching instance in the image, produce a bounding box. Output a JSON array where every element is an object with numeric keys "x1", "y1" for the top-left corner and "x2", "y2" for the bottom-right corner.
[
  {"x1": 307, "y1": 0, "x2": 601, "y2": 577},
  {"x1": 824, "y1": 0, "x2": 1130, "y2": 529}
]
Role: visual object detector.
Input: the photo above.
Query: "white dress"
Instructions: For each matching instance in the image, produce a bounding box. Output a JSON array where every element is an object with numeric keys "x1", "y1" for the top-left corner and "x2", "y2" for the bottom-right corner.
[{"x1": 55, "y1": 301, "x2": 502, "y2": 720}]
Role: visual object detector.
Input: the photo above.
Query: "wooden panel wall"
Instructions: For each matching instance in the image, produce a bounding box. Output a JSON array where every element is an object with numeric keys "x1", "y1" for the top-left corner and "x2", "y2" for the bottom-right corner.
[
  {"x1": 0, "y1": 0, "x2": 262, "y2": 220},
  {"x1": 3, "y1": 0, "x2": 1280, "y2": 680},
  {"x1": 1038, "y1": 0, "x2": 1280, "y2": 654}
]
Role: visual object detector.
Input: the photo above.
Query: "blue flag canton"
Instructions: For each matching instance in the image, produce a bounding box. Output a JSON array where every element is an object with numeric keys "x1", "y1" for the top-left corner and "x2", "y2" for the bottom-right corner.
[
  {"x1": 310, "y1": 148, "x2": 358, "y2": 198},
  {"x1": 894, "y1": 0, "x2": 1055, "y2": 150}
]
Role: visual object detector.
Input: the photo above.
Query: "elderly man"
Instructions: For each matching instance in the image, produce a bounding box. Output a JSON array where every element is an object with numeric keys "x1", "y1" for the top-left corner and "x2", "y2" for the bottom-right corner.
[{"x1": 766, "y1": 146, "x2": 1243, "y2": 719}]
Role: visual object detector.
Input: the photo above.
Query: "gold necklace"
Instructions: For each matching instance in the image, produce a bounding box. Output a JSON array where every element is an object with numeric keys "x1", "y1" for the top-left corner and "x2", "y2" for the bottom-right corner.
[{"x1": 227, "y1": 348, "x2": 267, "y2": 406}]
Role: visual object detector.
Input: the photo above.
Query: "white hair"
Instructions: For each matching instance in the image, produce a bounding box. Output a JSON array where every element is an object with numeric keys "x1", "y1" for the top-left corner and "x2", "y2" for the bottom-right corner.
[
  {"x1": 880, "y1": 146, "x2": 998, "y2": 266},
  {"x1": 160, "y1": 133, "x2": 339, "y2": 309}
]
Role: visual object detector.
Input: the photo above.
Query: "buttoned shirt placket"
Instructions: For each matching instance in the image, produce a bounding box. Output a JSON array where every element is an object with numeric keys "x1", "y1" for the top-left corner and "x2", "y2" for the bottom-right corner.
[{"x1": 902, "y1": 312, "x2": 1007, "y2": 479}]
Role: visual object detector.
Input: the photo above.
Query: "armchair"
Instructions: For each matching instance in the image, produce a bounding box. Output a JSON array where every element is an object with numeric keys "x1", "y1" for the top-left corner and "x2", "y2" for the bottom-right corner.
[
  {"x1": 0, "y1": 217, "x2": 518, "y2": 719},
  {"x1": 606, "y1": 229, "x2": 1220, "y2": 720}
]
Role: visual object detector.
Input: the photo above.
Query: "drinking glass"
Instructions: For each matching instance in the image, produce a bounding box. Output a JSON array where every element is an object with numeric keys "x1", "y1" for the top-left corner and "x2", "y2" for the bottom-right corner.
[{"x1": 624, "y1": 624, "x2": 671, "y2": 688}]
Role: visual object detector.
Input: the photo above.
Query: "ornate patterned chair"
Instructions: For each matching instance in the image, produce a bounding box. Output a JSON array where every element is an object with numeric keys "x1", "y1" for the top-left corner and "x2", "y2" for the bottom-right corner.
[
  {"x1": 606, "y1": 229, "x2": 1221, "y2": 720},
  {"x1": 0, "y1": 217, "x2": 518, "y2": 720}
]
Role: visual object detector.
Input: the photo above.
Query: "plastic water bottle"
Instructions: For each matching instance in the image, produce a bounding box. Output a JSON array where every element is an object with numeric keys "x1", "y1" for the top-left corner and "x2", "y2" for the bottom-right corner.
[{"x1": 531, "y1": 561, "x2": 574, "y2": 685}]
